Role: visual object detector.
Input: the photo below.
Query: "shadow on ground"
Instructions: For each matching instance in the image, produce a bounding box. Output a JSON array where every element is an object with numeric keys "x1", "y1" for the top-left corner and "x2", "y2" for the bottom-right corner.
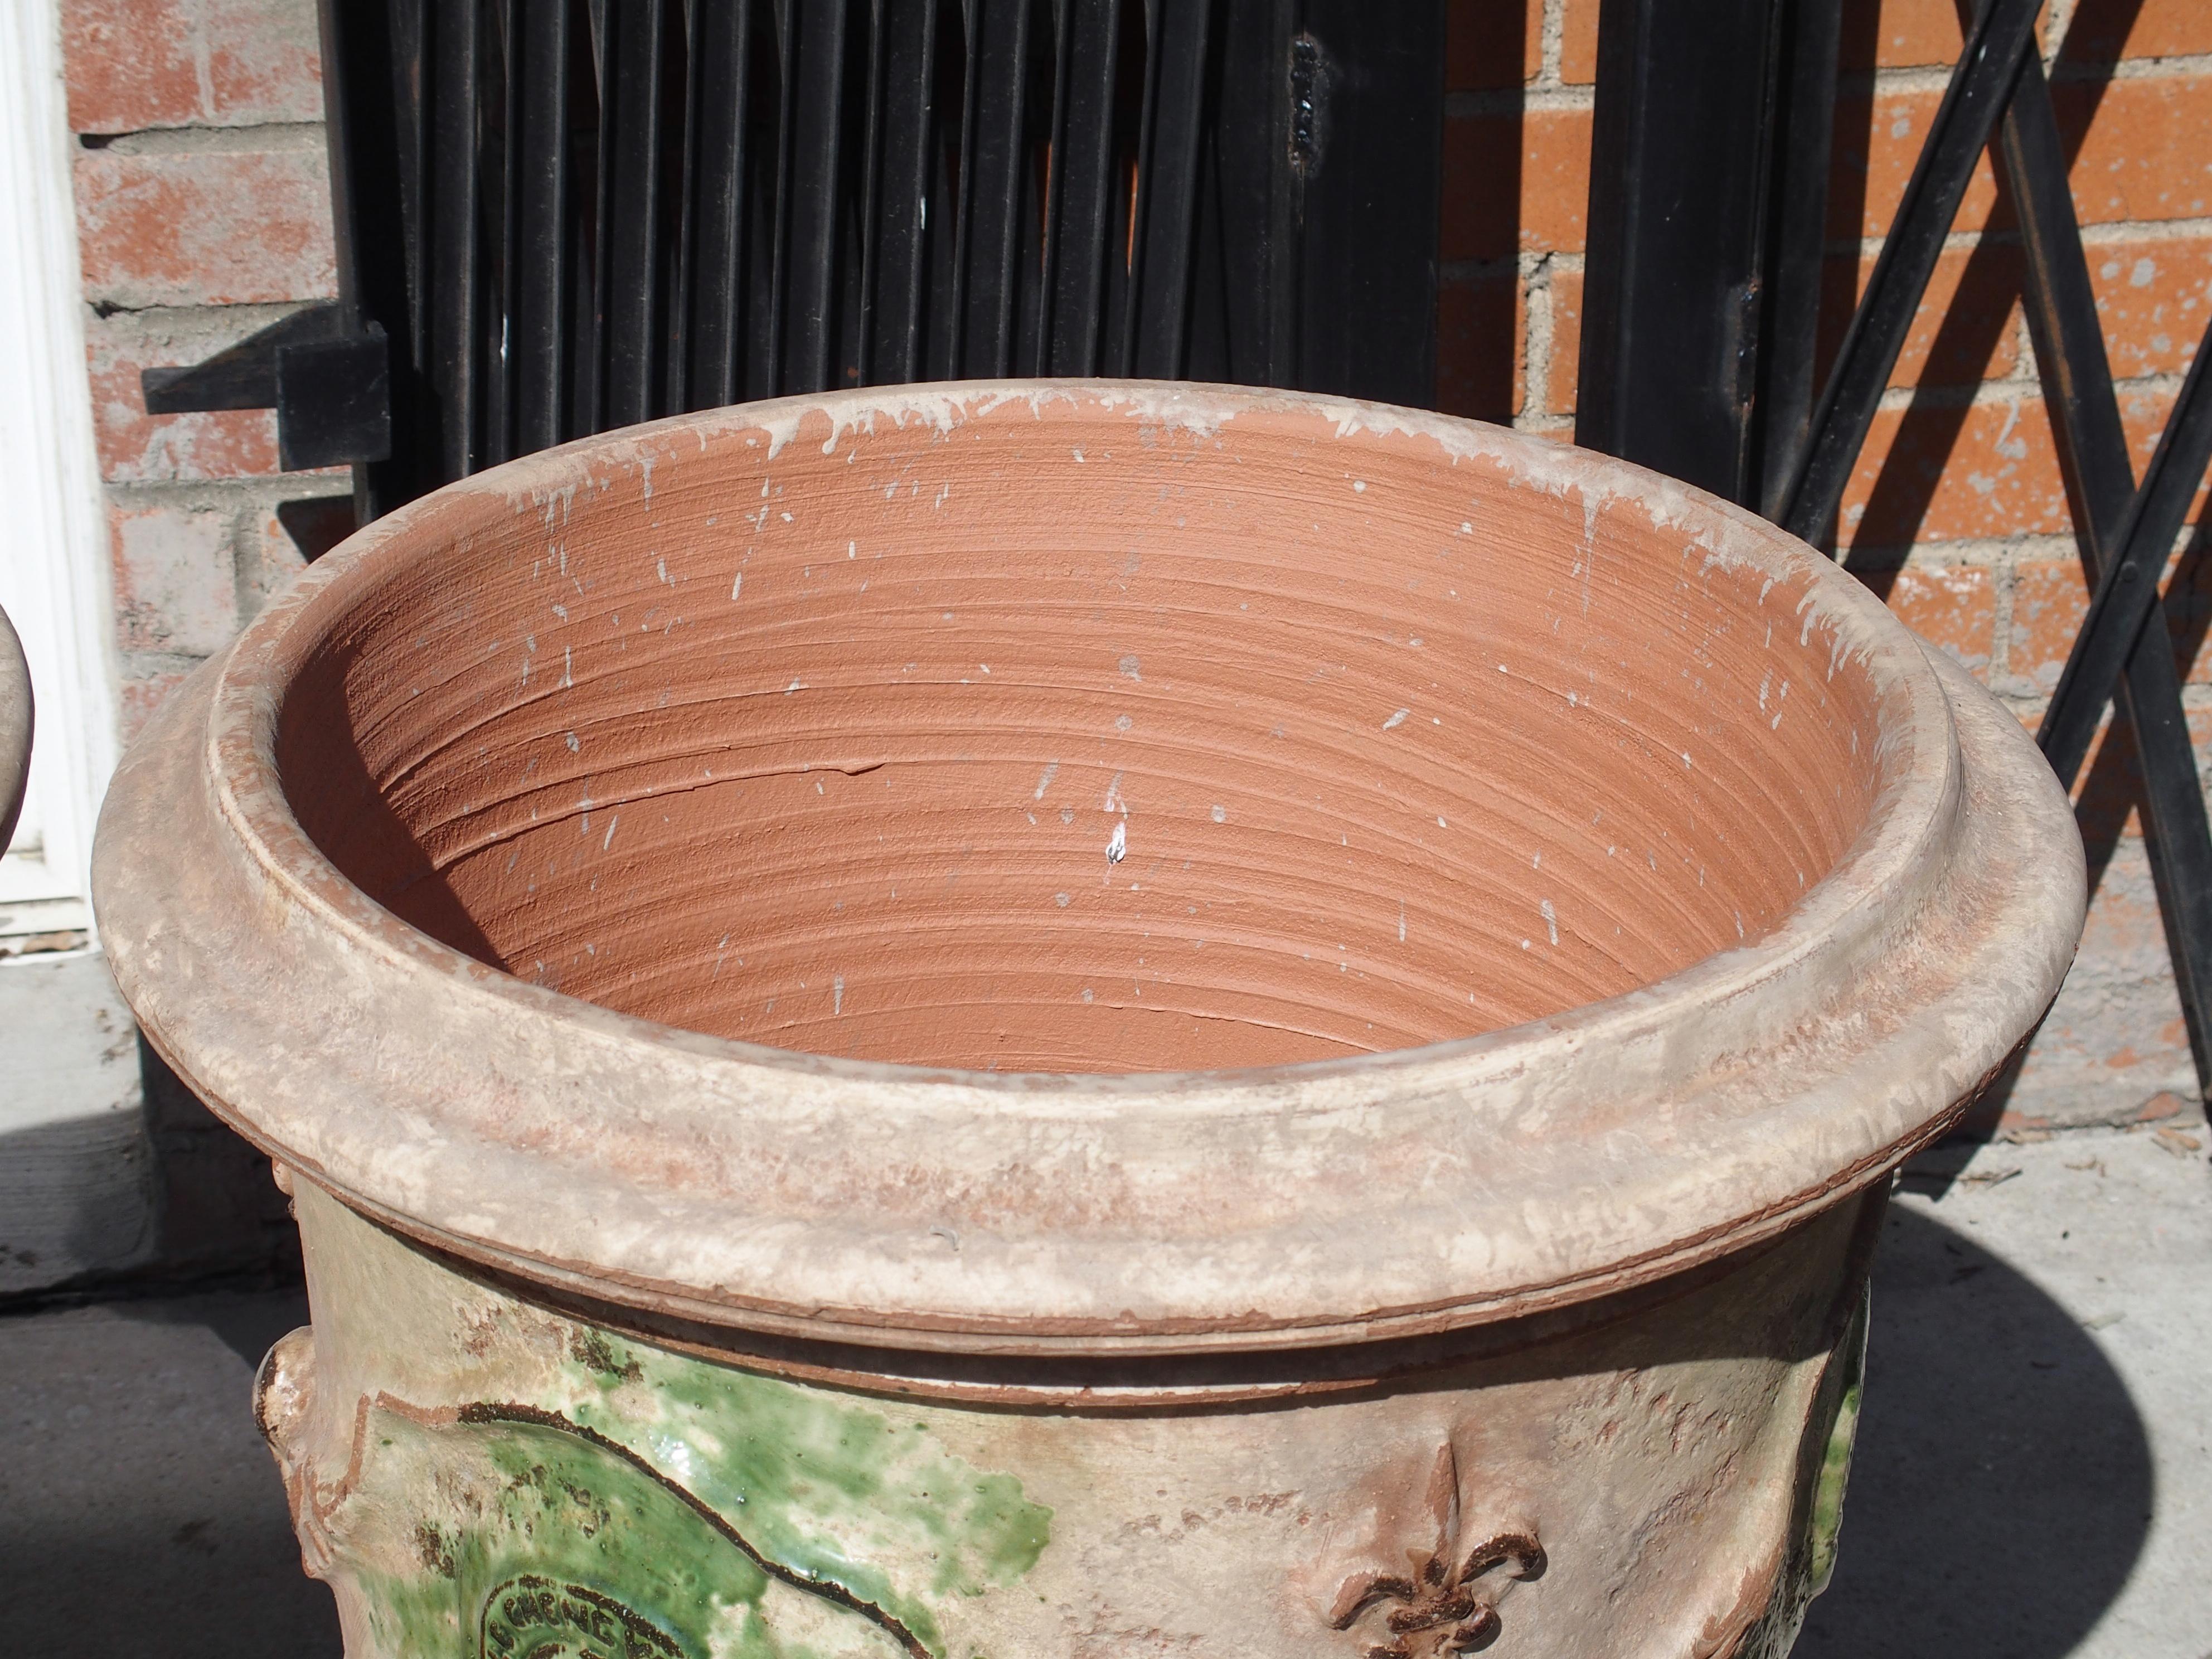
[
  {"x1": 0, "y1": 1202, "x2": 2153, "y2": 1659},
  {"x1": 1798, "y1": 1203, "x2": 2153, "y2": 1658},
  {"x1": 0, "y1": 1289, "x2": 342, "y2": 1659}
]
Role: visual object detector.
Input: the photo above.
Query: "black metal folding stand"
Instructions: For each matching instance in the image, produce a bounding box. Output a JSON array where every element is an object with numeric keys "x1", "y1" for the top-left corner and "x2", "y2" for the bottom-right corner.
[{"x1": 1577, "y1": 0, "x2": 2212, "y2": 1102}]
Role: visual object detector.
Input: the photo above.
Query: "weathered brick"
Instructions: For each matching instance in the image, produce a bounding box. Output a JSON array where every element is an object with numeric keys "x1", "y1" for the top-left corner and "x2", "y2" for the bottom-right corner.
[
  {"x1": 2004, "y1": 839, "x2": 2198, "y2": 1126},
  {"x1": 1839, "y1": 0, "x2": 1966, "y2": 70},
  {"x1": 109, "y1": 498, "x2": 240, "y2": 656},
  {"x1": 2011, "y1": 556, "x2": 2090, "y2": 692},
  {"x1": 2088, "y1": 235, "x2": 2212, "y2": 377},
  {"x1": 1832, "y1": 89, "x2": 2002, "y2": 241},
  {"x1": 1842, "y1": 397, "x2": 2068, "y2": 546},
  {"x1": 1880, "y1": 562, "x2": 1996, "y2": 676},
  {"x1": 1560, "y1": 0, "x2": 1600, "y2": 84},
  {"x1": 202, "y1": 0, "x2": 324, "y2": 122},
  {"x1": 84, "y1": 306, "x2": 288, "y2": 482},
  {"x1": 2060, "y1": 695, "x2": 2212, "y2": 844},
  {"x1": 2057, "y1": 76, "x2": 2212, "y2": 225},
  {"x1": 2015, "y1": 535, "x2": 2212, "y2": 692},
  {"x1": 1841, "y1": 389, "x2": 2202, "y2": 547},
  {"x1": 117, "y1": 664, "x2": 197, "y2": 744},
  {"x1": 247, "y1": 494, "x2": 351, "y2": 613},
  {"x1": 2061, "y1": 0, "x2": 2212, "y2": 62},
  {"x1": 1440, "y1": 107, "x2": 1592, "y2": 263},
  {"x1": 1817, "y1": 242, "x2": 2024, "y2": 389},
  {"x1": 1546, "y1": 266, "x2": 1582, "y2": 415},
  {"x1": 61, "y1": 0, "x2": 322, "y2": 134},
  {"x1": 60, "y1": 0, "x2": 199, "y2": 133},
  {"x1": 1445, "y1": 0, "x2": 1540, "y2": 91},
  {"x1": 1435, "y1": 274, "x2": 1521, "y2": 423},
  {"x1": 1521, "y1": 109, "x2": 1591, "y2": 252},
  {"x1": 74, "y1": 147, "x2": 335, "y2": 309}
]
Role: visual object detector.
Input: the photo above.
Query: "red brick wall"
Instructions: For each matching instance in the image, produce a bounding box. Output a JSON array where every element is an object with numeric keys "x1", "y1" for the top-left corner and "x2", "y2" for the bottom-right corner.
[
  {"x1": 1439, "y1": 0, "x2": 2212, "y2": 1128},
  {"x1": 60, "y1": 0, "x2": 340, "y2": 742},
  {"x1": 55, "y1": 0, "x2": 2212, "y2": 1126}
]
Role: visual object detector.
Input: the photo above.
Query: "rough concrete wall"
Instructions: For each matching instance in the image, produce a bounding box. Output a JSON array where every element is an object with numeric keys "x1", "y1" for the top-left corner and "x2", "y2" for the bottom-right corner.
[{"x1": 1437, "y1": 0, "x2": 2212, "y2": 1131}]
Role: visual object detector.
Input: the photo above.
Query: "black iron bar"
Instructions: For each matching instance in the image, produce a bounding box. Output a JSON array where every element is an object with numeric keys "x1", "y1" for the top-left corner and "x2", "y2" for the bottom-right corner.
[
  {"x1": 1779, "y1": 0, "x2": 2041, "y2": 541},
  {"x1": 783, "y1": 0, "x2": 850, "y2": 392},
  {"x1": 863, "y1": 0, "x2": 939, "y2": 383},
  {"x1": 1752, "y1": 0, "x2": 1842, "y2": 517},
  {"x1": 761, "y1": 0, "x2": 799, "y2": 396},
  {"x1": 960, "y1": 0, "x2": 1033, "y2": 376},
  {"x1": 506, "y1": 0, "x2": 574, "y2": 454},
  {"x1": 426, "y1": 0, "x2": 484, "y2": 480},
  {"x1": 598, "y1": 0, "x2": 669, "y2": 425},
  {"x1": 1045, "y1": 0, "x2": 1120, "y2": 375},
  {"x1": 1575, "y1": 0, "x2": 1785, "y2": 501},
  {"x1": 1128, "y1": 0, "x2": 1209, "y2": 377},
  {"x1": 2040, "y1": 318, "x2": 2212, "y2": 784},
  {"x1": 855, "y1": 0, "x2": 889, "y2": 384},
  {"x1": 680, "y1": 0, "x2": 753, "y2": 408},
  {"x1": 1997, "y1": 51, "x2": 2212, "y2": 1094}
]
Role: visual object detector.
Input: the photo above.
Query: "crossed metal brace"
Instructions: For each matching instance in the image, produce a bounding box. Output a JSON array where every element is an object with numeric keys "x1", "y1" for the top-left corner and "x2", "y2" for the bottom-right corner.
[{"x1": 1770, "y1": 0, "x2": 2212, "y2": 1099}]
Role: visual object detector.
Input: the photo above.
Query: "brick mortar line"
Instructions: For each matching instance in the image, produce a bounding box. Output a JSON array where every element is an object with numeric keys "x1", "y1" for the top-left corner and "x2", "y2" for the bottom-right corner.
[
  {"x1": 117, "y1": 648, "x2": 214, "y2": 677},
  {"x1": 1829, "y1": 217, "x2": 2212, "y2": 263},
  {"x1": 1440, "y1": 251, "x2": 1584, "y2": 285},
  {"x1": 1847, "y1": 51, "x2": 2212, "y2": 98},
  {"x1": 1444, "y1": 85, "x2": 1593, "y2": 118},
  {"x1": 1869, "y1": 368, "x2": 2189, "y2": 412},
  {"x1": 2053, "y1": 50, "x2": 2212, "y2": 82},
  {"x1": 1848, "y1": 534, "x2": 2095, "y2": 565},
  {"x1": 1520, "y1": 251, "x2": 1557, "y2": 426},
  {"x1": 84, "y1": 296, "x2": 322, "y2": 326},
  {"x1": 1536, "y1": 0, "x2": 1565, "y2": 90},
  {"x1": 1439, "y1": 258, "x2": 1521, "y2": 284},
  {"x1": 103, "y1": 476, "x2": 346, "y2": 513},
  {"x1": 79, "y1": 122, "x2": 326, "y2": 157}
]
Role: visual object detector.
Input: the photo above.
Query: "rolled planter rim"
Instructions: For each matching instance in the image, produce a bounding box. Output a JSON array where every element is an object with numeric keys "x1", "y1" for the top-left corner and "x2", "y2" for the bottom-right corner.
[{"x1": 94, "y1": 380, "x2": 2084, "y2": 1358}]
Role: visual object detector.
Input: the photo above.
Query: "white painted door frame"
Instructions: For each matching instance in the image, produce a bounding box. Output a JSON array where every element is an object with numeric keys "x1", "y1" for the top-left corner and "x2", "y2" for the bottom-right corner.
[{"x1": 0, "y1": 0, "x2": 117, "y2": 939}]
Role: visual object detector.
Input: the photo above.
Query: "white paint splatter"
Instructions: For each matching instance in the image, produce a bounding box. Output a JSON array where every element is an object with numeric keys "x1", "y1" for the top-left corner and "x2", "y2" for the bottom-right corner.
[
  {"x1": 832, "y1": 975, "x2": 846, "y2": 1014},
  {"x1": 1211, "y1": 804, "x2": 1226, "y2": 823},
  {"x1": 1105, "y1": 821, "x2": 1127, "y2": 863},
  {"x1": 1382, "y1": 707, "x2": 1410, "y2": 730},
  {"x1": 1541, "y1": 898, "x2": 1558, "y2": 946},
  {"x1": 1034, "y1": 761, "x2": 1059, "y2": 799},
  {"x1": 1118, "y1": 654, "x2": 1142, "y2": 680}
]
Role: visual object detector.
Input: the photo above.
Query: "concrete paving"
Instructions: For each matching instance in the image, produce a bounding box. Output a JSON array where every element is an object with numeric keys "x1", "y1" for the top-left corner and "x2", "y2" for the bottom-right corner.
[{"x1": 0, "y1": 1126, "x2": 2203, "y2": 1658}]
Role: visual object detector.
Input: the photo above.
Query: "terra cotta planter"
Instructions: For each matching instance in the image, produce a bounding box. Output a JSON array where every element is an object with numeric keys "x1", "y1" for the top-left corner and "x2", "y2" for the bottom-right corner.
[{"x1": 94, "y1": 383, "x2": 2085, "y2": 1659}]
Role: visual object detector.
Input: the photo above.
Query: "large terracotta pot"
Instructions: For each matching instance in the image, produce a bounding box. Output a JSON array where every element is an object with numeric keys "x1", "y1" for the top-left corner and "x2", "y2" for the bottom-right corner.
[{"x1": 95, "y1": 384, "x2": 2083, "y2": 1659}]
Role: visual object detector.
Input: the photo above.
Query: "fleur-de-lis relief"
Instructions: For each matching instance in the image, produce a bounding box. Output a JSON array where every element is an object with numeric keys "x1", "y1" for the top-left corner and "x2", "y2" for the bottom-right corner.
[{"x1": 1324, "y1": 1442, "x2": 1546, "y2": 1658}]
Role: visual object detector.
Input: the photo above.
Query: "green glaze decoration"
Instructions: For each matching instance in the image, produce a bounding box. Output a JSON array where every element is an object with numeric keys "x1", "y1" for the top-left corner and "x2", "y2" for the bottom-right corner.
[
  {"x1": 349, "y1": 1323, "x2": 1051, "y2": 1659},
  {"x1": 1804, "y1": 1289, "x2": 1869, "y2": 1598}
]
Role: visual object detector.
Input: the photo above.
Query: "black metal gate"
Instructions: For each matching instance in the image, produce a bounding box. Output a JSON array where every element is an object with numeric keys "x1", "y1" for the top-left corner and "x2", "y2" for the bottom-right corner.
[{"x1": 149, "y1": 0, "x2": 1446, "y2": 520}]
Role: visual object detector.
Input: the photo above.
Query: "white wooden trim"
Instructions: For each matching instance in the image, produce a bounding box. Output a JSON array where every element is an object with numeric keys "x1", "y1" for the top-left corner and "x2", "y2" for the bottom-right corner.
[{"x1": 0, "y1": 0, "x2": 117, "y2": 937}]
